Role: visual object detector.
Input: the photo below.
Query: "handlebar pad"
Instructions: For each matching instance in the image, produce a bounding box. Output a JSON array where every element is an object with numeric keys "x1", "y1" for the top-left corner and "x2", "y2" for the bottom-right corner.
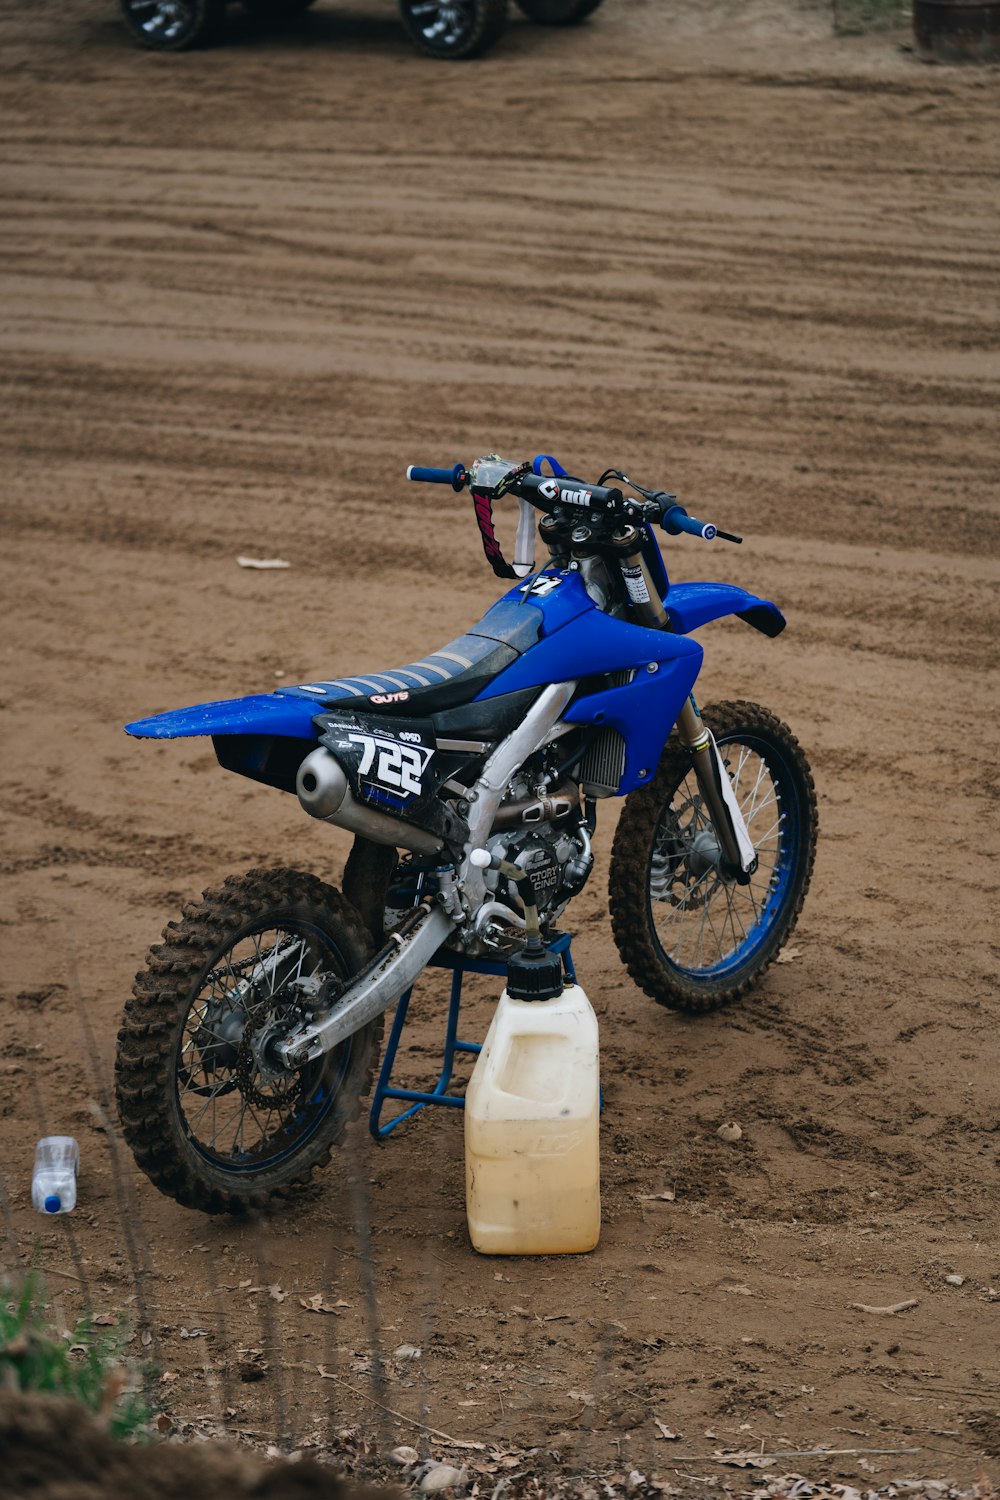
[
  {"x1": 406, "y1": 464, "x2": 467, "y2": 491},
  {"x1": 661, "y1": 504, "x2": 717, "y2": 541},
  {"x1": 516, "y1": 472, "x2": 624, "y2": 513}
]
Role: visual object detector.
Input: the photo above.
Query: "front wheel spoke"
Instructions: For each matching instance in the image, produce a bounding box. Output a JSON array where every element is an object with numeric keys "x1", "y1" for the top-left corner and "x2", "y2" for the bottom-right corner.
[
  {"x1": 725, "y1": 885, "x2": 748, "y2": 946},
  {"x1": 704, "y1": 893, "x2": 729, "y2": 963},
  {"x1": 693, "y1": 892, "x2": 712, "y2": 967},
  {"x1": 748, "y1": 821, "x2": 781, "y2": 855},
  {"x1": 745, "y1": 791, "x2": 779, "y2": 831},
  {"x1": 739, "y1": 758, "x2": 769, "y2": 818}
]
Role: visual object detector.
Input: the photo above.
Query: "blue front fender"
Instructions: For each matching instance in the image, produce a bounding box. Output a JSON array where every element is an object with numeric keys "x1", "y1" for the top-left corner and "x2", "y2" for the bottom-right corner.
[
  {"x1": 665, "y1": 582, "x2": 785, "y2": 638},
  {"x1": 126, "y1": 693, "x2": 322, "y2": 741}
]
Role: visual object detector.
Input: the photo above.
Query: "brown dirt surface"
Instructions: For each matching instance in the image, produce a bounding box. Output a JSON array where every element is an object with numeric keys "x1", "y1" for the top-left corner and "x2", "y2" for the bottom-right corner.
[{"x1": 1, "y1": 0, "x2": 998, "y2": 1493}]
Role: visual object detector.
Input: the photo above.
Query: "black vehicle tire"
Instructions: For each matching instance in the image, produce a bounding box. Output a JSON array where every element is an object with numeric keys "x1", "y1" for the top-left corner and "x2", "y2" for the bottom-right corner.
[
  {"x1": 514, "y1": 0, "x2": 603, "y2": 23},
  {"x1": 609, "y1": 701, "x2": 817, "y2": 1014},
  {"x1": 115, "y1": 868, "x2": 380, "y2": 1214},
  {"x1": 119, "y1": 0, "x2": 227, "y2": 50},
  {"x1": 398, "y1": 0, "x2": 509, "y2": 58}
]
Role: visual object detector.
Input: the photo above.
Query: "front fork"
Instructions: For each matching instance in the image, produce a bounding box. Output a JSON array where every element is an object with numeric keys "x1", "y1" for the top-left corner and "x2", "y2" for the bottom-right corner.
[
  {"x1": 675, "y1": 699, "x2": 758, "y2": 885},
  {"x1": 606, "y1": 528, "x2": 758, "y2": 886}
]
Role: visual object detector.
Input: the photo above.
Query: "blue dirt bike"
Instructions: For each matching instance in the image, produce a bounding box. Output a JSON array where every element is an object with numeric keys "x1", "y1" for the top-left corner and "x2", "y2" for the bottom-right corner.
[{"x1": 116, "y1": 454, "x2": 817, "y2": 1213}]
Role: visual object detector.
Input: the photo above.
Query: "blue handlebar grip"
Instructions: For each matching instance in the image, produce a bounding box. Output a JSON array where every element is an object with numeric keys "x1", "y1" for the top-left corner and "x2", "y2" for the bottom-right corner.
[
  {"x1": 406, "y1": 464, "x2": 467, "y2": 491},
  {"x1": 662, "y1": 504, "x2": 717, "y2": 541}
]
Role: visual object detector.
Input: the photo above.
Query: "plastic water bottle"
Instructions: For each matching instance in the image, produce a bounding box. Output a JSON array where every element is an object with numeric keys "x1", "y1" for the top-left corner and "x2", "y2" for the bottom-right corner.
[{"x1": 32, "y1": 1136, "x2": 79, "y2": 1215}]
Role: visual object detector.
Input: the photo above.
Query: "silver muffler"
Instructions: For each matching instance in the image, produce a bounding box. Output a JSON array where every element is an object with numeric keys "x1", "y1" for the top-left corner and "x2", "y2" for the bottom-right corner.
[{"x1": 296, "y1": 746, "x2": 443, "y2": 856}]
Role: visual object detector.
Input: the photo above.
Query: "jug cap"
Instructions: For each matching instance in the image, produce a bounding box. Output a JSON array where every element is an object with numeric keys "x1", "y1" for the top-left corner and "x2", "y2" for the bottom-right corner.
[{"x1": 506, "y1": 945, "x2": 564, "y2": 1002}]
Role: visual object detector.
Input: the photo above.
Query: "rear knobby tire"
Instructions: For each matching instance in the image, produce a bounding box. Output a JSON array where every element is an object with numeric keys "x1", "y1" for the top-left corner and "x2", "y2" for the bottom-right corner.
[
  {"x1": 115, "y1": 867, "x2": 379, "y2": 1214},
  {"x1": 514, "y1": 0, "x2": 603, "y2": 22},
  {"x1": 119, "y1": 0, "x2": 227, "y2": 50},
  {"x1": 398, "y1": 0, "x2": 509, "y2": 58},
  {"x1": 609, "y1": 700, "x2": 817, "y2": 1013}
]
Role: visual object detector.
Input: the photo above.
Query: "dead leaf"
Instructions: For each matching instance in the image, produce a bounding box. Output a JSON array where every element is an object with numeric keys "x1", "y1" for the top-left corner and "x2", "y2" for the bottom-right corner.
[
  {"x1": 92, "y1": 1314, "x2": 115, "y2": 1327},
  {"x1": 654, "y1": 1421, "x2": 680, "y2": 1441},
  {"x1": 775, "y1": 946, "x2": 802, "y2": 964},
  {"x1": 724, "y1": 1284, "x2": 754, "y2": 1296},
  {"x1": 237, "y1": 556, "x2": 291, "y2": 570},
  {"x1": 712, "y1": 1451, "x2": 775, "y2": 1469},
  {"x1": 160, "y1": 1371, "x2": 178, "y2": 1384},
  {"x1": 268, "y1": 1284, "x2": 285, "y2": 1303},
  {"x1": 299, "y1": 1293, "x2": 348, "y2": 1315},
  {"x1": 567, "y1": 1389, "x2": 595, "y2": 1407},
  {"x1": 639, "y1": 1189, "x2": 675, "y2": 1202},
  {"x1": 179, "y1": 1327, "x2": 207, "y2": 1339},
  {"x1": 140, "y1": 1329, "x2": 152, "y2": 1348},
  {"x1": 155, "y1": 1413, "x2": 173, "y2": 1433}
]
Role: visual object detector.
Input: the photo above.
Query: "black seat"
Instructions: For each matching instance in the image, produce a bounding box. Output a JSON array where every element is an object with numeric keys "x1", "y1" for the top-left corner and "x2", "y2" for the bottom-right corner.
[{"x1": 278, "y1": 598, "x2": 544, "y2": 718}]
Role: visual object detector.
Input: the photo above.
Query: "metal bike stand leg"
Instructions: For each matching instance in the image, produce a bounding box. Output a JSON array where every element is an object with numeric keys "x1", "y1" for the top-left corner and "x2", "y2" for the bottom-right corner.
[{"x1": 368, "y1": 934, "x2": 575, "y2": 1141}]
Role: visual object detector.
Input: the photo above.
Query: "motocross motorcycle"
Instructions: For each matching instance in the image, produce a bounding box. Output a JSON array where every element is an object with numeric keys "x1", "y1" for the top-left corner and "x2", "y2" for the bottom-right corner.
[{"x1": 116, "y1": 454, "x2": 817, "y2": 1213}]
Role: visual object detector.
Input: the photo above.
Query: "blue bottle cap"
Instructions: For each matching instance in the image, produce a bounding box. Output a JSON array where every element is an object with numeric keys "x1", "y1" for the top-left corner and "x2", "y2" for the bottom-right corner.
[{"x1": 44, "y1": 1195, "x2": 61, "y2": 1214}]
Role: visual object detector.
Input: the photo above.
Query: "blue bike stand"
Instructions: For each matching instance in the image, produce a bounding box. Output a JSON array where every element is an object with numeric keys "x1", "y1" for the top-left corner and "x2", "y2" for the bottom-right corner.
[{"x1": 368, "y1": 933, "x2": 576, "y2": 1141}]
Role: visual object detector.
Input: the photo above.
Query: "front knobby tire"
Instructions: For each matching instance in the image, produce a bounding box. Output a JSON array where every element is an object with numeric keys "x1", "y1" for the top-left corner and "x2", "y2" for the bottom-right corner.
[
  {"x1": 115, "y1": 868, "x2": 379, "y2": 1214},
  {"x1": 609, "y1": 701, "x2": 817, "y2": 1013}
]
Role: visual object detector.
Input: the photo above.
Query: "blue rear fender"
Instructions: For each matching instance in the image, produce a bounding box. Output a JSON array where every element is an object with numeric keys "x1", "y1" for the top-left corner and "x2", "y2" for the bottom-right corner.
[
  {"x1": 125, "y1": 693, "x2": 323, "y2": 797},
  {"x1": 126, "y1": 693, "x2": 323, "y2": 741}
]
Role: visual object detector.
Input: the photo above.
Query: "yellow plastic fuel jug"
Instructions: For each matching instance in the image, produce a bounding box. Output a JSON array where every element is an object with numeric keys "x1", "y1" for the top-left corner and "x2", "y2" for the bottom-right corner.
[{"x1": 464, "y1": 937, "x2": 600, "y2": 1255}]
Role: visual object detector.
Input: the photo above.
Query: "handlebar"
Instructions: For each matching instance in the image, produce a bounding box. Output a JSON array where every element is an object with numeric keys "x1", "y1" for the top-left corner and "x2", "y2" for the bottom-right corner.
[{"x1": 406, "y1": 459, "x2": 741, "y2": 544}]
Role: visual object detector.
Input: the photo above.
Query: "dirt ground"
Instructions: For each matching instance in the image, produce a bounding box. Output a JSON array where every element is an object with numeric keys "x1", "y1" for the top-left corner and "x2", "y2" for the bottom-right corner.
[{"x1": 1, "y1": 0, "x2": 998, "y2": 1490}]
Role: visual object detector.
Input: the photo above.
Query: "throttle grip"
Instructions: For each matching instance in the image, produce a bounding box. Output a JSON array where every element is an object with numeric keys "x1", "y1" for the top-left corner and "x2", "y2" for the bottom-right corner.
[
  {"x1": 661, "y1": 504, "x2": 717, "y2": 541},
  {"x1": 406, "y1": 464, "x2": 467, "y2": 491}
]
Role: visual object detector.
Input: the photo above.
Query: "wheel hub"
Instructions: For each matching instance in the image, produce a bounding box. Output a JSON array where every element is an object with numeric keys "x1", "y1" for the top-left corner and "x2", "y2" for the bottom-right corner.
[
  {"x1": 236, "y1": 1012, "x2": 305, "y2": 1109},
  {"x1": 687, "y1": 828, "x2": 723, "y2": 880}
]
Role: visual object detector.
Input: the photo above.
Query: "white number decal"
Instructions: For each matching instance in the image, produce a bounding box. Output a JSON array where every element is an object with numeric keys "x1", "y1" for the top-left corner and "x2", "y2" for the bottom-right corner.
[
  {"x1": 347, "y1": 733, "x2": 432, "y2": 799},
  {"x1": 519, "y1": 574, "x2": 562, "y2": 598}
]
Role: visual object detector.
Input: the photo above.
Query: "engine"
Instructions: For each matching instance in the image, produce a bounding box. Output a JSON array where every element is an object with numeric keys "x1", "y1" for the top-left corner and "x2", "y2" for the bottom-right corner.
[
  {"x1": 384, "y1": 749, "x2": 595, "y2": 953},
  {"x1": 481, "y1": 817, "x2": 593, "y2": 930}
]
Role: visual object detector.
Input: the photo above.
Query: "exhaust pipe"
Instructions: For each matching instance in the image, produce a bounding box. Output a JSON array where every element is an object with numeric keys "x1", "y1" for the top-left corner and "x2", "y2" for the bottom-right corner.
[{"x1": 296, "y1": 746, "x2": 443, "y2": 857}]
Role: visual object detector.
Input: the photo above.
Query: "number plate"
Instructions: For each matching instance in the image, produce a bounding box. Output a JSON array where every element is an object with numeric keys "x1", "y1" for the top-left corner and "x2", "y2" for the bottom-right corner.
[{"x1": 314, "y1": 712, "x2": 438, "y2": 812}]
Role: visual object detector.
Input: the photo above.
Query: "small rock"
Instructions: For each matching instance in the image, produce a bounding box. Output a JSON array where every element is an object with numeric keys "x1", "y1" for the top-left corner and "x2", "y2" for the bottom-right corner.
[
  {"x1": 389, "y1": 1446, "x2": 419, "y2": 1466},
  {"x1": 420, "y1": 1464, "x2": 466, "y2": 1492},
  {"x1": 716, "y1": 1121, "x2": 743, "y2": 1143},
  {"x1": 944, "y1": 1273, "x2": 965, "y2": 1287},
  {"x1": 394, "y1": 1343, "x2": 422, "y2": 1361}
]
